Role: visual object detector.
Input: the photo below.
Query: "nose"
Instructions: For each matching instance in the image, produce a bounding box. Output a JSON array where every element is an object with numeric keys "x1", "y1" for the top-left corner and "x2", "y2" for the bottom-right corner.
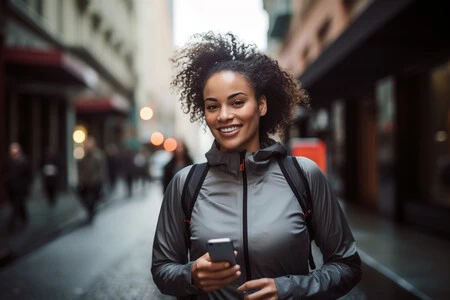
[{"x1": 217, "y1": 106, "x2": 233, "y2": 121}]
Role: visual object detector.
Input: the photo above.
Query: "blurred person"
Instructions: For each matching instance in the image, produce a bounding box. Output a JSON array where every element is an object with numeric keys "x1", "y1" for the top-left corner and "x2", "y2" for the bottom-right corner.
[
  {"x1": 105, "y1": 143, "x2": 120, "y2": 191},
  {"x1": 134, "y1": 147, "x2": 151, "y2": 188},
  {"x1": 152, "y1": 32, "x2": 361, "y2": 299},
  {"x1": 77, "y1": 137, "x2": 106, "y2": 223},
  {"x1": 41, "y1": 147, "x2": 61, "y2": 207},
  {"x1": 122, "y1": 149, "x2": 136, "y2": 198},
  {"x1": 3, "y1": 143, "x2": 32, "y2": 231},
  {"x1": 162, "y1": 140, "x2": 193, "y2": 192}
]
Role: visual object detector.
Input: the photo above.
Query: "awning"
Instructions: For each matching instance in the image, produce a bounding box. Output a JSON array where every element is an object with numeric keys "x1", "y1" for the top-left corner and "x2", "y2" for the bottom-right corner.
[
  {"x1": 75, "y1": 94, "x2": 130, "y2": 115},
  {"x1": 5, "y1": 47, "x2": 98, "y2": 88},
  {"x1": 299, "y1": 0, "x2": 450, "y2": 102}
]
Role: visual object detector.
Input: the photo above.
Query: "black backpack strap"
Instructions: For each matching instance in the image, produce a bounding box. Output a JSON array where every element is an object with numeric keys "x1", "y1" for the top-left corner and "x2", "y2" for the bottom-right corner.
[
  {"x1": 277, "y1": 156, "x2": 316, "y2": 270},
  {"x1": 181, "y1": 163, "x2": 210, "y2": 250}
]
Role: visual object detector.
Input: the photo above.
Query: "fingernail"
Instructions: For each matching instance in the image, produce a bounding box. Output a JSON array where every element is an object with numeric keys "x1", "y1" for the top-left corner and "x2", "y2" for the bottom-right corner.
[
  {"x1": 236, "y1": 271, "x2": 241, "y2": 276},
  {"x1": 224, "y1": 263, "x2": 229, "y2": 268}
]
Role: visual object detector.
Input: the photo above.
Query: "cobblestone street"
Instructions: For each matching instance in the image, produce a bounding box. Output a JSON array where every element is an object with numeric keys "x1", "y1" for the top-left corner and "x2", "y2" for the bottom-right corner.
[{"x1": 79, "y1": 235, "x2": 171, "y2": 300}]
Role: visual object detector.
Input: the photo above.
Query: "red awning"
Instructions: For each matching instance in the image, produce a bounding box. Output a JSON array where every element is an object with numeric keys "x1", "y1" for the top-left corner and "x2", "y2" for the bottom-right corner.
[
  {"x1": 75, "y1": 95, "x2": 130, "y2": 114},
  {"x1": 5, "y1": 47, "x2": 98, "y2": 87}
]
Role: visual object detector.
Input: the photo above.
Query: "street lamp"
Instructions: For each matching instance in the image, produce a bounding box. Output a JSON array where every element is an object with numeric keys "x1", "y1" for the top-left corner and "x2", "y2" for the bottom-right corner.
[
  {"x1": 73, "y1": 125, "x2": 87, "y2": 144},
  {"x1": 151, "y1": 132, "x2": 164, "y2": 146},
  {"x1": 164, "y1": 138, "x2": 177, "y2": 152},
  {"x1": 140, "y1": 106, "x2": 153, "y2": 120}
]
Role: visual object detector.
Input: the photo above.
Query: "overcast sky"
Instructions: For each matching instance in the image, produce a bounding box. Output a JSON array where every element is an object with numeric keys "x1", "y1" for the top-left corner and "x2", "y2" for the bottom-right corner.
[{"x1": 173, "y1": 0, "x2": 269, "y2": 51}]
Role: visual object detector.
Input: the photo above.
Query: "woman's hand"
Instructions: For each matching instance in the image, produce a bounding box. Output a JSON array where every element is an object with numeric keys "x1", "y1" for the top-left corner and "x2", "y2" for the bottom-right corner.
[
  {"x1": 192, "y1": 251, "x2": 241, "y2": 292},
  {"x1": 237, "y1": 278, "x2": 278, "y2": 300}
]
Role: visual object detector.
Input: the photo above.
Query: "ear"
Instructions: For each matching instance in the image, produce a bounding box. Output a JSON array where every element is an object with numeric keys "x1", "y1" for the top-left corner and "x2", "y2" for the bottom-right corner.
[{"x1": 259, "y1": 96, "x2": 267, "y2": 116}]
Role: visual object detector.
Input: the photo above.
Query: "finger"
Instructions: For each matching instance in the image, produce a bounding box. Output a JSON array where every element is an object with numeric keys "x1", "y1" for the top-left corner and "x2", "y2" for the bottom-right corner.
[
  {"x1": 207, "y1": 261, "x2": 233, "y2": 271},
  {"x1": 197, "y1": 272, "x2": 241, "y2": 291},
  {"x1": 204, "y1": 265, "x2": 240, "y2": 280},
  {"x1": 237, "y1": 281, "x2": 257, "y2": 292},
  {"x1": 237, "y1": 278, "x2": 267, "y2": 292},
  {"x1": 197, "y1": 268, "x2": 241, "y2": 287}
]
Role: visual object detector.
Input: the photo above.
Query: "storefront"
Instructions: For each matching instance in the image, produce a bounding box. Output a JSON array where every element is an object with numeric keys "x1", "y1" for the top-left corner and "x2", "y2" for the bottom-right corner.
[{"x1": 296, "y1": 0, "x2": 450, "y2": 237}]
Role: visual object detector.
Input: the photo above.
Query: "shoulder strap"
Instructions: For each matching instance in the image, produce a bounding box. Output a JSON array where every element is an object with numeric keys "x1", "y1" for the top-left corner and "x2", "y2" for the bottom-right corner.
[
  {"x1": 277, "y1": 156, "x2": 316, "y2": 269},
  {"x1": 181, "y1": 163, "x2": 210, "y2": 250}
]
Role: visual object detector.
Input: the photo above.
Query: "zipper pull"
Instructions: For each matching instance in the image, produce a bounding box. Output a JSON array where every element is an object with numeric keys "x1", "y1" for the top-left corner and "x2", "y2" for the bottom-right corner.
[{"x1": 240, "y1": 158, "x2": 245, "y2": 172}]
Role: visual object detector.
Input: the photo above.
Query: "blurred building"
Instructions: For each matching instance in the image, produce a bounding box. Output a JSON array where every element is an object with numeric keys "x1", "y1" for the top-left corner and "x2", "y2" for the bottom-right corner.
[
  {"x1": 134, "y1": 0, "x2": 176, "y2": 148},
  {"x1": 1, "y1": 0, "x2": 137, "y2": 195},
  {"x1": 265, "y1": 0, "x2": 450, "y2": 237},
  {"x1": 134, "y1": 0, "x2": 212, "y2": 162}
]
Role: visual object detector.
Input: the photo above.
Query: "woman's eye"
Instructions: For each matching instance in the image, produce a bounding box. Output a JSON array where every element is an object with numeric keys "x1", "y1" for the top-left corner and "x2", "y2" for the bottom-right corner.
[
  {"x1": 206, "y1": 104, "x2": 218, "y2": 110},
  {"x1": 232, "y1": 100, "x2": 245, "y2": 106}
]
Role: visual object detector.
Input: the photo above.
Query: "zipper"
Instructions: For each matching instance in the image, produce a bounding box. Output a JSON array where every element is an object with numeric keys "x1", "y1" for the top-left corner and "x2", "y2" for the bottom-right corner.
[{"x1": 240, "y1": 151, "x2": 251, "y2": 281}]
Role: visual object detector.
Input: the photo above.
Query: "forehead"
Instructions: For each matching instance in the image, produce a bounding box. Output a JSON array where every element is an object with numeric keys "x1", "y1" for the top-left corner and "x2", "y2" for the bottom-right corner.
[{"x1": 203, "y1": 71, "x2": 253, "y2": 96}]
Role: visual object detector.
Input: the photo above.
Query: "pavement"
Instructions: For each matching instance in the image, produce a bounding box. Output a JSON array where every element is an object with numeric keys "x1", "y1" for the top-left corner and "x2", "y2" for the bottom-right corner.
[
  {"x1": 342, "y1": 202, "x2": 450, "y2": 300},
  {"x1": 0, "y1": 178, "x2": 143, "y2": 267},
  {"x1": 0, "y1": 179, "x2": 449, "y2": 299}
]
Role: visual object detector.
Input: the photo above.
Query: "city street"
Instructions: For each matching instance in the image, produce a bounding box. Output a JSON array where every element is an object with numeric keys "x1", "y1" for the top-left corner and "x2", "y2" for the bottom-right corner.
[
  {"x1": 0, "y1": 182, "x2": 171, "y2": 300},
  {"x1": 0, "y1": 180, "x2": 426, "y2": 300}
]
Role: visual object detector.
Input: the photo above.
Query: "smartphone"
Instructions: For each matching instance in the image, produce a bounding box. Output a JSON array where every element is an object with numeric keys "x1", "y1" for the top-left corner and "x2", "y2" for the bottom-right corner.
[{"x1": 207, "y1": 238, "x2": 236, "y2": 266}]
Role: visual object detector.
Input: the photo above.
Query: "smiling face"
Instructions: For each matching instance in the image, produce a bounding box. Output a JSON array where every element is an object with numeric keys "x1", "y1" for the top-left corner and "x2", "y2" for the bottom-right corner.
[{"x1": 203, "y1": 71, "x2": 267, "y2": 153}]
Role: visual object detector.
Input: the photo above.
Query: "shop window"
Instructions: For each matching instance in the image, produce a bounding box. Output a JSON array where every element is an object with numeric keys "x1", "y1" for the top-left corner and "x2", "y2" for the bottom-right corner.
[{"x1": 429, "y1": 60, "x2": 450, "y2": 209}]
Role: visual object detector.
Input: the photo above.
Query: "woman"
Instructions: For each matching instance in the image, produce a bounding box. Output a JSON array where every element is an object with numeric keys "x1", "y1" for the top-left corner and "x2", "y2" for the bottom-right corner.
[
  {"x1": 162, "y1": 139, "x2": 194, "y2": 192},
  {"x1": 152, "y1": 32, "x2": 361, "y2": 299}
]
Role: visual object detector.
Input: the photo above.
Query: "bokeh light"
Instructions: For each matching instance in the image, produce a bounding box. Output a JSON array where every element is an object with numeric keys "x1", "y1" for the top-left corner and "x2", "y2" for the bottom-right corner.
[
  {"x1": 73, "y1": 129, "x2": 86, "y2": 144},
  {"x1": 73, "y1": 146, "x2": 85, "y2": 159},
  {"x1": 140, "y1": 106, "x2": 154, "y2": 120},
  {"x1": 164, "y1": 138, "x2": 178, "y2": 152},
  {"x1": 151, "y1": 132, "x2": 164, "y2": 146}
]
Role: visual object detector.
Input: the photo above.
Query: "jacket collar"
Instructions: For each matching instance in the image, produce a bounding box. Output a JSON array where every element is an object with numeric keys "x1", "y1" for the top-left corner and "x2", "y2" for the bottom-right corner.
[{"x1": 205, "y1": 138, "x2": 287, "y2": 180}]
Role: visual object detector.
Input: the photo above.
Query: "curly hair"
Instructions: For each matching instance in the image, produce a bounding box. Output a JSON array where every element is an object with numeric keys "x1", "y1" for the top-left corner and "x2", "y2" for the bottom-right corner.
[{"x1": 171, "y1": 32, "x2": 310, "y2": 138}]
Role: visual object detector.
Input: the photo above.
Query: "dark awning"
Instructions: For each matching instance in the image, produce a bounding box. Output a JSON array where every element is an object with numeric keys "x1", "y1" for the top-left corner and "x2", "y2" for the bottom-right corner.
[
  {"x1": 299, "y1": 0, "x2": 450, "y2": 103},
  {"x1": 5, "y1": 47, "x2": 98, "y2": 88},
  {"x1": 75, "y1": 95, "x2": 130, "y2": 115}
]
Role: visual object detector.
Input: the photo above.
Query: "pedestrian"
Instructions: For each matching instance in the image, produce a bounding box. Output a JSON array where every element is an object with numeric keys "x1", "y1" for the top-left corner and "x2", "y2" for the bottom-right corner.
[
  {"x1": 152, "y1": 32, "x2": 361, "y2": 299},
  {"x1": 134, "y1": 147, "x2": 150, "y2": 189},
  {"x1": 122, "y1": 149, "x2": 136, "y2": 198},
  {"x1": 3, "y1": 143, "x2": 32, "y2": 231},
  {"x1": 162, "y1": 139, "x2": 193, "y2": 192},
  {"x1": 41, "y1": 147, "x2": 60, "y2": 207},
  {"x1": 77, "y1": 137, "x2": 106, "y2": 223},
  {"x1": 105, "y1": 143, "x2": 120, "y2": 192}
]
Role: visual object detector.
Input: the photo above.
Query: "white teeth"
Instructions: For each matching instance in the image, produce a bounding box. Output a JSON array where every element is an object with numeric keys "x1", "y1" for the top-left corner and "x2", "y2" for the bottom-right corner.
[{"x1": 220, "y1": 126, "x2": 238, "y2": 133}]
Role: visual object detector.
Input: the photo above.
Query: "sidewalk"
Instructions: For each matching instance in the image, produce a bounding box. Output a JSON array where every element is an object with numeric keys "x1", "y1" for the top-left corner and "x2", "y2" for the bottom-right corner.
[
  {"x1": 0, "y1": 179, "x2": 134, "y2": 268},
  {"x1": 342, "y1": 202, "x2": 450, "y2": 300}
]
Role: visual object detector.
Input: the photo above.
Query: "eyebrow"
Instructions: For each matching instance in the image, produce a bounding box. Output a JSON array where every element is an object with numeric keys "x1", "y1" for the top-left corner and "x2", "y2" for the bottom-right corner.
[{"x1": 205, "y1": 92, "x2": 248, "y2": 102}]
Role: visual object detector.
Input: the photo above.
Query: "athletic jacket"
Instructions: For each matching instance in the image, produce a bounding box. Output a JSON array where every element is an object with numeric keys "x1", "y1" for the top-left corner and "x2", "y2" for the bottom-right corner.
[{"x1": 152, "y1": 140, "x2": 361, "y2": 299}]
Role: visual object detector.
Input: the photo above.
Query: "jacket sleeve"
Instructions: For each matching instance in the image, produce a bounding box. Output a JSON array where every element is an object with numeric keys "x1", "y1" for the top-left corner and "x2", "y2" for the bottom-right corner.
[
  {"x1": 274, "y1": 157, "x2": 362, "y2": 299},
  {"x1": 151, "y1": 166, "x2": 203, "y2": 297}
]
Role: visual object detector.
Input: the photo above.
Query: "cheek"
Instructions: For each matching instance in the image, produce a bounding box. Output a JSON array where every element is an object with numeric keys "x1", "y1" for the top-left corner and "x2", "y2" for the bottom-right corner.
[{"x1": 204, "y1": 113, "x2": 215, "y2": 129}]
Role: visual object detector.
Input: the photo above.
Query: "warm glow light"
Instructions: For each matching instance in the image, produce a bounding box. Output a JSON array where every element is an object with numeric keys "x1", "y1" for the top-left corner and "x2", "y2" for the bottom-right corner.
[
  {"x1": 140, "y1": 106, "x2": 154, "y2": 120},
  {"x1": 164, "y1": 138, "x2": 178, "y2": 152},
  {"x1": 151, "y1": 132, "x2": 164, "y2": 146},
  {"x1": 73, "y1": 146, "x2": 85, "y2": 159},
  {"x1": 436, "y1": 130, "x2": 448, "y2": 142},
  {"x1": 73, "y1": 129, "x2": 86, "y2": 144}
]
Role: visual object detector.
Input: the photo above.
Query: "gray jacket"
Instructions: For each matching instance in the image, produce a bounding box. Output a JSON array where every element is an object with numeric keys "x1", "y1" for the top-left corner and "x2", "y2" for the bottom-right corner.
[{"x1": 152, "y1": 141, "x2": 361, "y2": 299}]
